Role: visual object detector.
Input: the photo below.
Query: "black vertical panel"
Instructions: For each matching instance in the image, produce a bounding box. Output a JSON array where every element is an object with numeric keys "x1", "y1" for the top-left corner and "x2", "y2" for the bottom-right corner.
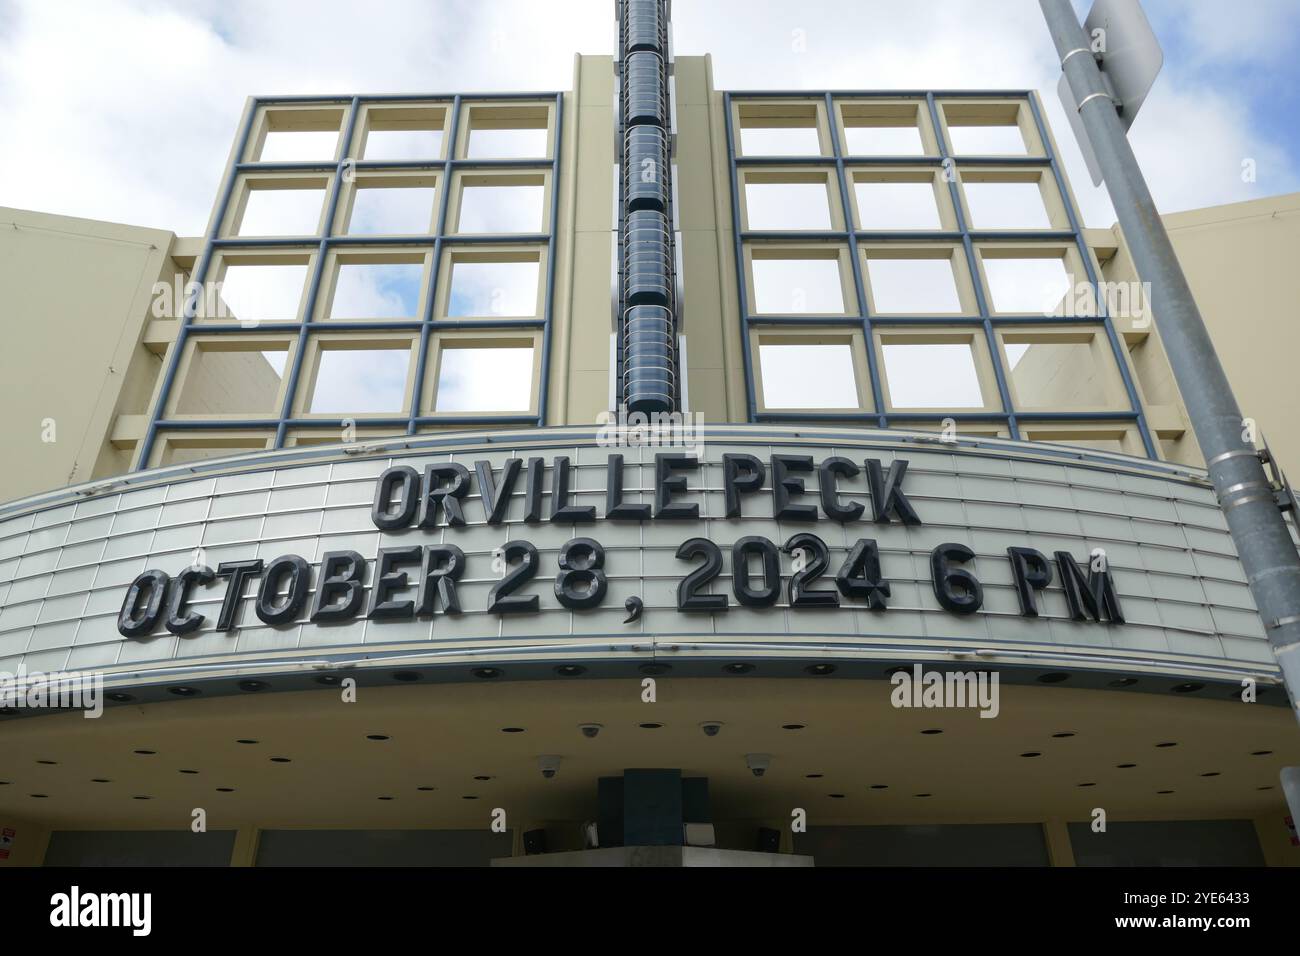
[
  {"x1": 597, "y1": 775, "x2": 625, "y2": 847},
  {"x1": 617, "y1": 0, "x2": 678, "y2": 414},
  {"x1": 681, "y1": 776, "x2": 711, "y2": 824},
  {"x1": 623, "y1": 768, "x2": 683, "y2": 846}
]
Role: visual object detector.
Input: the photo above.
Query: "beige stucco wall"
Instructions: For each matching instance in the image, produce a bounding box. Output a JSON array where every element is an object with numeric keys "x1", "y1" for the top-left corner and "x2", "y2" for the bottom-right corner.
[
  {"x1": 556, "y1": 54, "x2": 615, "y2": 428},
  {"x1": 0, "y1": 208, "x2": 179, "y2": 505},
  {"x1": 1104, "y1": 192, "x2": 1300, "y2": 473},
  {"x1": 677, "y1": 55, "x2": 745, "y2": 423}
]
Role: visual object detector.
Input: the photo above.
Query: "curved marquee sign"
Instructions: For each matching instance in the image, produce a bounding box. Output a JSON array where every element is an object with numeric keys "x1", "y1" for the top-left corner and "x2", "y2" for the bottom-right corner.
[
  {"x1": 117, "y1": 453, "x2": 1126, "y2": 636},
  {"x1": 0, "y1": 429, "x2": 1277, "y2": 687}
]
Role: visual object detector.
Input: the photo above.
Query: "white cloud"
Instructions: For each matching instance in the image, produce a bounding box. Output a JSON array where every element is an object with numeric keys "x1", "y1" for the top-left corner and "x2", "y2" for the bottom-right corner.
[
  {"x1": 1169, "y1": 0, "x2": 1300, "y2": 66},
  {"x1": 0, "y1": 0, "x2": 1292, "y2": 239},
  {"x1": 674, "y1": 0, "x2": 1296, "y2": 221},
  {"x1": 0, "y1": 0, "x2": 608, "y2": 234}
]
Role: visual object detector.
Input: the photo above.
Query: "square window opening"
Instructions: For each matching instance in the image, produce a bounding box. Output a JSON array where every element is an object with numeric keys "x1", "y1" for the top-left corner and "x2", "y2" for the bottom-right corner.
[
  {"x1": 963, "y1": 180, "x2": 1052, "y2": 230},
  {"x1": 447, "y1": 258, "x2": 541, "y2": 317},
  {"x1": 328, "y1": 260, "x2": 425, "y2": 320},
  {"x1": 456, "y1": 180, "x2": 545, "y2": 234},
  {"x1": 174, "y1": 345, "x2": 289, "y2": 416},
  {"x1": 738, "y1": 103, "x2": 822, "y2": 156},
  {"x1": 236, "y1": 185, "x2": 326, "y2": 237},
  {"x1": 744, "y1": 178, "x2": 833, "y2": 231},
  {"x1": 464, "y1": 106, "x2": 550, "y2": 159},
  {"x1": 434, "y1": 343, "x2": 535, "y2": 412},
  {"x1": 363, "y1": 107, "x2": 446, "y2": 160},
  {"x1": 940, "y1": 102, "x2": 1029, "y2": 156},
  {"x1": 751, "y1": 254, "x2": 846, "y2": 315},
  {"x1": 258, "y1": 129, "x2": 340, "y2": 162},
  {"x1": 844, "y1": 125, "x2": 925, "y2": 156},
  {"x1": 866, "y1": 256, "x2": 962, "y2": 314},
  {"x1": 345, "y1": 182, "x2": 437, "y2": 235},
  {"x1": 758, "y1": 340, "x2": 861, "y2": 409},
  {"x1": 882, "y1": 341, "x2": 984, "y2": 409},
  {"x1": 308, "y1": 346, "x2": 411, "y2": 414},
  {"x1": 466, "y1": 127, "x2": 549, "y2": 159},
  {"x1": 1003, "y1": 334, "x2": 1114, "y2": 409},
  {"x1": 256, "y1": 108, "x2": 344, "y2": 162},
  {"x1": 854, "y1": 179, "x2": 942, "y2": 230},
  {"x1": 982, "y1": 255, "x2": 1073, "y2": 314},
  {"x1": 214, "y1": 262, "x2": 309, "y2": 323},
  {"x1": 839, "y1": 103, "x2": 926, "y2": 156},
  {"x1": 946, "y1": 124, "x2": 1027, "y2": 156},
  {"x1": 740, "y1": 126, "x2": 822, "y2": 156}
]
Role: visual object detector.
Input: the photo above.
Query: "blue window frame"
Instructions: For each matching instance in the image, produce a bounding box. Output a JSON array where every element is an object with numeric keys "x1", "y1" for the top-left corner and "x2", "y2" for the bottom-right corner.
[
  {"x1": 134, "y1": 91, "x2": 563, "y2": 470},
  {"x1": 725, "y1": 89, "x2": 1157, "y2": 458}
]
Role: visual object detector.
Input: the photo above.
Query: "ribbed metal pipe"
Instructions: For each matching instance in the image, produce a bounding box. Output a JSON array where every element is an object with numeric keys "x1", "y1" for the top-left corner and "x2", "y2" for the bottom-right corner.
[
  {"x1": 622, "y1": 209, "x2": 673, "y2": 306},
  {"x1": 617, "y1": 0, "x2": 678, "y2": 414},
  {"x1": 622, "y1": 305, "x2": 675, "y2": 412},
  {"x1": 623, "y1": 51, "x2": 667, "y2": 128},
  {"x1": 624, "y1": 125, "x2": 670, "y2": 212},
  {"x1": 622, "y1": 0, "x2": 666, "y2": 54}
]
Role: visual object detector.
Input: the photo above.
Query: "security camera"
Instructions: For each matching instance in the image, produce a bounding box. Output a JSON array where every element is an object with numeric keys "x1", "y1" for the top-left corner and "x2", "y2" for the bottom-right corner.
[
  {"x1": 700, "y1": 721, "x2": 724, "y2": 737},
  {"x1": 579, "y1": 723, "x2": 603, "y2": 739},
  {"x1": 746, "y1": 753, "x2": 772, "y2": 778},
  {"x1": 538, "y1": 754, "x2": 562, "y2": 779}
]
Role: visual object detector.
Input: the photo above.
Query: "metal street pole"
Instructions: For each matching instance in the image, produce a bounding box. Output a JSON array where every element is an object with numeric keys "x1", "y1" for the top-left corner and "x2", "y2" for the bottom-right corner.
[{"x1": 1039, "y1": 1, "x2": 1300, "y2": 747}]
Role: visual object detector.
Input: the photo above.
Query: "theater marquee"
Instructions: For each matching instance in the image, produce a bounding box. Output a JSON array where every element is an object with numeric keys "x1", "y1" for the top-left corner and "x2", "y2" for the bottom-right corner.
[
  {"x1": 117, "y1": 452, "x2": 1125, "y2": 637},
  {"x1": 0, "y1": 428, "x2": 1273, "y2": 688}
]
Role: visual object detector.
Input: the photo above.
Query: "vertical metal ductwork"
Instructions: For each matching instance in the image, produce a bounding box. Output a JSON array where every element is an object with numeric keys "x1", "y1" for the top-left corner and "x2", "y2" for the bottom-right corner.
[{"x1": 617, "y1": 0, "x2": 678, "y2": 414}]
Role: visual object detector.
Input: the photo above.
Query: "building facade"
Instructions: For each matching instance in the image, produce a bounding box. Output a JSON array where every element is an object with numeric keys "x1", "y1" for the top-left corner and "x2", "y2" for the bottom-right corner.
[{"x1": 1, "y1": 2, "x2": 1297, "y2": 867}]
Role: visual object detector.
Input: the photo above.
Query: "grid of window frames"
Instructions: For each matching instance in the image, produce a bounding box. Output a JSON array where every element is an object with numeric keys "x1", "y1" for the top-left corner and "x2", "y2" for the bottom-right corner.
[
  {"x1": 136, "y1": 93, "x2": 562, "y2": 469},
  {"x1": 725, "y1": 91, "x2": 1158, "y2": 459}
]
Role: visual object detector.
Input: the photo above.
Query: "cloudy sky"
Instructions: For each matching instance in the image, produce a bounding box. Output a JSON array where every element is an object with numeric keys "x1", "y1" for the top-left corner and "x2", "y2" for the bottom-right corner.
[{"x1": 0, "y1": 0, "x2": 1295, "y2": 236}]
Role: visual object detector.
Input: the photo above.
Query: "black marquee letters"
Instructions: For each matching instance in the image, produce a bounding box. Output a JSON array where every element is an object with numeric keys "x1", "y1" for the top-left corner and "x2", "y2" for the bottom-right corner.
[
  {"x1": 118, "y1": 569, "x2": 169, "y2": 637},
  {"x1": 817, "y1": 457, "x2": 865, "y2": 523},
  {"x1": 771, "y1": 455, "x2": 818, "y2": 522},
  {"x1": 117, "y1": 453, "x2": 1132, "y2": 637},
  {"x1": 835, "y1": 538, "x2": 889, "y2": 609},
  {"x1": 722, "y1": 454, "x2": 765, "y2": 518},
  {"x1": 417, "y1": 545, "x2": 467, "y2": 615},
  {"x1": 215, "y1": 559, "x2": 263, "y2": 631},
  {"x1": 369, "y1": 453, "x2": 922, "y2": 527},
  {"x1": 476, "y1": 459, "x2": 521, "y2": 526},
  {"x1": 606, "y1": 454, "x2": 651, "y2": 520},
  {"x1": 165, "y1": 565, "x2": 214, "y2": 635},
  {"x1": 524, "y1": 457, "x2": 545, "y2": 522},
  {"x1": 418, "y1": 463, "x2": 471, "y2": 528},
  {"x1": 1056, "y1": 552, "x2": 1125, "y2": 624},
  {"x1": 1007, "y1": 546, "x2": 1053, "y2": 617},
  {"x1": 930, "y1": 543, "x2": 983, "y2": 614},
  {"x1": 731, "y1": 536, "x2": 781, "y2": 607},
  {"x1": 866, "y1": 459, "x2": 922, "y2": 525},
  {"x1": 371, "y1": 466, "x2": 419, "y2": 529},
  {"x1": 255, "y1": 555, "x2": 310, "y2": 626},
  {"x1": 550, "y1": 456, "x2": 596, "y2": 523},
  {"x1": 310, "y1": 550, "x2": 367, "y2": 623},
  {"x1": 655, "y1": 453, "x2": 699, "y2": 519},
  {"x1": 369, "y1": 547, "x2": 423, "y2": 620}
]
